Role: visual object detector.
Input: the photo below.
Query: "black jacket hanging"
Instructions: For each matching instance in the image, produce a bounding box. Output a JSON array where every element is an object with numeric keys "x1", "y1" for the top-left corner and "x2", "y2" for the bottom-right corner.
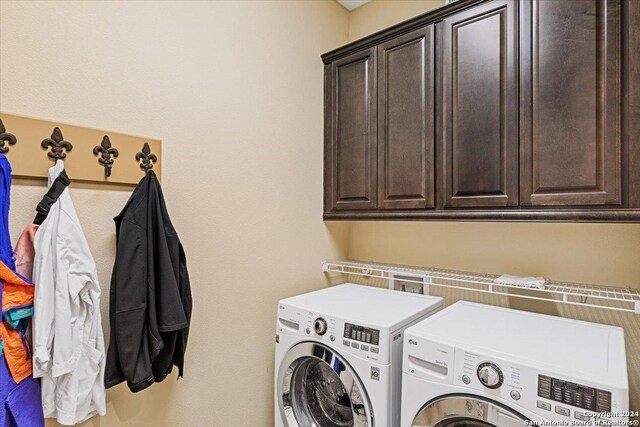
[{"x1": 105, "y1": 171, "x2": 192, "y2": 392}]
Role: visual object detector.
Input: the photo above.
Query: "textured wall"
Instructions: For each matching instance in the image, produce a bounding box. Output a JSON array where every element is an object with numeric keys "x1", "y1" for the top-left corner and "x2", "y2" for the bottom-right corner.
[{"x1": 0, "y1": 1, "x2": 350, "y2": 426}]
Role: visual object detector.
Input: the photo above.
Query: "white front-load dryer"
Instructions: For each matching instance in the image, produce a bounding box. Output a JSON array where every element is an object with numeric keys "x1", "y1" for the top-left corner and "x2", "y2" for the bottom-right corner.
[
  {"x1": 401, "y1": 301, "x2": 629, "y2": 427},
  {"x1": 275, "y1": 283, "x2": 444, "y2": 427}
]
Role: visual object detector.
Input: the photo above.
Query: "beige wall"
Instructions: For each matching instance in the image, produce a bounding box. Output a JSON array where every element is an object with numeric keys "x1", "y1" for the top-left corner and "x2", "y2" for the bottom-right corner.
[
  {"x1": 348, "y1": 0, "x2": 445, "y2": 41},
  {"x1": 0, "y1": 1, "x2": 350, "y2": 426},
  {"x1": 349, "y1": 222, "x2": 640, "y2": 288},
  {"x1": 345, "y1": 0, "x2": 640, "y2": 412}
]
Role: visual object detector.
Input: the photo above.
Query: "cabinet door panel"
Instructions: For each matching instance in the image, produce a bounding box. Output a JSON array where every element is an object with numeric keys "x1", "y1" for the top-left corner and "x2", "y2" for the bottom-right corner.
[
  {"x1": 520, "y1": 0, "x2": 621, "y2": 206},
  {"x1": 378, "y1": 26, "x2": 435, "y2": 209},
  {"x1": 439, "y1": 0, "x2": 518, "y2": 208},
  {"x1": 325, "y1": 48, "x2": 378, "y2": 211}
]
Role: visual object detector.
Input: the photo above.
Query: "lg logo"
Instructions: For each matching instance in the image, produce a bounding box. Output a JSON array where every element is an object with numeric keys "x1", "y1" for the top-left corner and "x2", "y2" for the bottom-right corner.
[{"x1": 408, "y1": 339, "x2": 418, "y2": 346}]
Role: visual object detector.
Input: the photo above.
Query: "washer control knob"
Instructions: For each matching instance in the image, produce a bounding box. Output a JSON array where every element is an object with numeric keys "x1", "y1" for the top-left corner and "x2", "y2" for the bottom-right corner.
[
  {"x1": 313, "y1": 318, "x2": 328, "y2": 336},
  {"x1": 477, "y1": 362, "x2": 503, "y2": 389}
]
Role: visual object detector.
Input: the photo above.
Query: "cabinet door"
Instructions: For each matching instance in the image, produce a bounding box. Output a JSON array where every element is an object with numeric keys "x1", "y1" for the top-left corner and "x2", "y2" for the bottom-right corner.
[
  {"x1": 520, "y1": 0, "x2": 622, "y2": 206},
  {"x1": 378, "y1": 26, "x2": 435, "y2": 209},
  {"x1": 438, "y1": 0, "x2": 519, "y2": 208},
  {"x1": 325, "y1": 48, "x2": 377, "y2": 211}
]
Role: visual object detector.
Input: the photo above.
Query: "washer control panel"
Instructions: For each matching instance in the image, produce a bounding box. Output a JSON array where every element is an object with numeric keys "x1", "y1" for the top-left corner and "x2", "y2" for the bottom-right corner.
[
  {"x1": 538, "y1": 375, "x2": 612, "y2": 413},
  {"x1": 344, "y1": 323, "x2": 380, "y2": 346},
  {"x1": 276, "y1": 303, "x2": 390, "y2": 363}
]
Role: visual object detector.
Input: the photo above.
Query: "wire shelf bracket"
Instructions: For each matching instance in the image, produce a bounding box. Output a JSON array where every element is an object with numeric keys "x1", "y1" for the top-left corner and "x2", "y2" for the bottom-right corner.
[{"x1": 321, "y1": 260, "x2": 640, "y2": 315}]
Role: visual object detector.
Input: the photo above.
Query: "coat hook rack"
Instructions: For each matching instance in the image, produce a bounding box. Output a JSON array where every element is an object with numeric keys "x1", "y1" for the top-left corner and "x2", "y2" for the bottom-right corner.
[
  {"x1": 93, "y1": 135, "x2": 119, "y2": 177},
  {"x1": 136, "y1": 142, "x2": 157, "y2": 173},
  {"x1": 1, "y1": 112, "x2": 161, "y2": 184},
  {"x1": 0, "y1": 118, "x2": 17, "y2": 154},
  {"x1": 41, "y1": 127, "x2": 73, "y2": 160}
]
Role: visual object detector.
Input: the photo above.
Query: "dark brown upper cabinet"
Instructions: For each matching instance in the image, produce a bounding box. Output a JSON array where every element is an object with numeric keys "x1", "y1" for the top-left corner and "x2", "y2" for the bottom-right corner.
[
  {"x1": 438, "y1": 0, "x2": 518, "y2": 208},
  {"x1": 325, "y1": 47, "x2": 378, "y2": 211},
  {"x1": 520, "y1": 0, "x2": 622, "y2": 207},
  {"x1": 321, "y1": 0, "x2": 640, "y2": 222},
  {"x1": 378, "y1": 26, "x2": 435, "y2": 209}
]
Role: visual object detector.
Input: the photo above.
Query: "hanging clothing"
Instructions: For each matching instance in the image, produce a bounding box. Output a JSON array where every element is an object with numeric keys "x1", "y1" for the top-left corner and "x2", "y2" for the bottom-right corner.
[
  {"x1": 0, "y1": 357, "x2": 44, "y2": 427},
  {"x1": 105, "y1": 171, "x2": 192, "y2": 393},
  {"x1": 15, "y1": 168, "x2": 69, "y2": 283},
  {"x1": 0, "y1": 153, "x2": 33, "y2": 382},
  {"x1": 32, "y1": 160, "x2": 106, "y2": 425},
  {"x1": 0, "y1": 154, "x2": 44, "y2": 427},
  {"x1": 0, "y1": 155, "x2": 15, "y2": 271},
  {"x1": 0, "y1": 263, "x2": 34, "y2": 383},
  {"x1": 14, "y1": 225, "x2": 38, "y2": 282}
]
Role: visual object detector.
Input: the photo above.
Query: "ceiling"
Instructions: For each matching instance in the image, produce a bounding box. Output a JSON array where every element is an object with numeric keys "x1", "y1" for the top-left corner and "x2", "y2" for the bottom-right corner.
[{"x1": 336, "y1": 0, "x2": 370, "y2": 11}]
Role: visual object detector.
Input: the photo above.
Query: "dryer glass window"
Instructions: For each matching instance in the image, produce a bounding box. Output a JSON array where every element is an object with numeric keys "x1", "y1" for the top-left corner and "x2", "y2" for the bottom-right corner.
[{"x1": 412, "y1": 396, "x2": 527, "y2": 427}]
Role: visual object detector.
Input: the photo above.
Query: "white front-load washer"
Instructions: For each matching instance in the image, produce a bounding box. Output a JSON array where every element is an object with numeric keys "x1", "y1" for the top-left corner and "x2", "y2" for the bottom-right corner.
[
  {"x1": 275, "y1": 283, "x2": 444, "y2": 427},
  {"x1": 401, "y1": 301, "x2": 629, "y2": 427}
]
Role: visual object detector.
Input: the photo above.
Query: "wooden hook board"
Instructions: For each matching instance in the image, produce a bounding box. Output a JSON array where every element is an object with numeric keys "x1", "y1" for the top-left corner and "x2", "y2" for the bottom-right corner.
[{"x1": 0, "y1": 113, "x2": 161, "y2": 186}]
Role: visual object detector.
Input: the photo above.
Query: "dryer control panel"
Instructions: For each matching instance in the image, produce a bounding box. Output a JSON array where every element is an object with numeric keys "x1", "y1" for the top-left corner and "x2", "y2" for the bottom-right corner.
[
  {"x1": 538, "y1": 375, "x2": 612, "y2": 413},
  {"x1": 445, "y1": 347, "x2": 626, "y2": 424},
  {"x1": 401, "y1": 335, "x2": 626, "y2": 424}
]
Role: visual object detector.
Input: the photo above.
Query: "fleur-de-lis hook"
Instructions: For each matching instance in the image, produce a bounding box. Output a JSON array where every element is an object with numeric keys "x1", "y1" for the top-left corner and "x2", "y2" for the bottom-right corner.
[
  {"x1": 136, "y1": 142, "x2": 157, "y2": 173},
  {"x1": 41, "y1": 127, "x2": 73, "y2": 160},
  {"x1": 0, "y1": 119, "x2": 17, "y2": 154},
  {"x1": 93, "y1": 135, "x2": 119, "y2": 177}
]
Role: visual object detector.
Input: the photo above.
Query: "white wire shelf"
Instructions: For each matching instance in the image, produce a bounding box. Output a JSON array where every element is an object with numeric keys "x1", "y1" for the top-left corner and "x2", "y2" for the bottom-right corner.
[{"x1": 322, "y1": 260, "x2": 640, "y2": 315}]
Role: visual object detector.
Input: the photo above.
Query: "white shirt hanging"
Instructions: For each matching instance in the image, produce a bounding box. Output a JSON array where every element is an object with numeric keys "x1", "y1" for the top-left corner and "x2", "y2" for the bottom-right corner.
[{"x1": 32, "y1": 160, "x2": 106, "y2": 425}]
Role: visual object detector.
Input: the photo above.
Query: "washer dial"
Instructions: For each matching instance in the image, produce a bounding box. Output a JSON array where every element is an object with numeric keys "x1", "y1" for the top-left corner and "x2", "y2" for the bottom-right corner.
[
  {"x1": 313, "y1": 317, "x2": 328, "y2": 335},
  {"x1": 477, "y1": 362, "x2": 504, "y2": 389}
]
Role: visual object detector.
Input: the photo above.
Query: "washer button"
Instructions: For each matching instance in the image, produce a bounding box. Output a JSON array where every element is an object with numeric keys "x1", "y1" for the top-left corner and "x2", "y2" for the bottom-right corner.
[
  {"x1": 370, "y1": 347, "x2": 379, "y2": 354},
  {"x1": 462, "y1": 375, "x2": 471, "y2": 384},
  {"x1": 305, "y1": 327, "x2": 311, "y2": 334},
  {"x1": 510, "y1": 390, "x2": 521, "y2": 401},
  {"x1": 555, "y1": 406, "x2": 570, "y2": 417},
  {"x1": 537, "y1": 401, "x2": 551, "y2": 411},
  {"x1": 351, "y1": 342, "x2": 359, "y2": 349},
  {"x1": 361, "y1": 345, "x2": 369, "y2": 351},
  {"x1": 330, "y1": 334, "x2": 335, "y2": 342}
]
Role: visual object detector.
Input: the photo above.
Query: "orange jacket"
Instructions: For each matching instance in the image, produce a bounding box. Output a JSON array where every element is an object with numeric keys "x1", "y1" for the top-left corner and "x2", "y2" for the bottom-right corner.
[{"x1": 1, "y1": 260, "x2": 35, "y2": 383}]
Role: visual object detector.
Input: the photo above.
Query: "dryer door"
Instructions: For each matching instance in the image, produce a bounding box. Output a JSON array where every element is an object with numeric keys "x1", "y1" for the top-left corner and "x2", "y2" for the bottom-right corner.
[
  {"x1": 277, "y1": 342, "x2": 373, "y2": 427},
  {"x1": 411, "y1": 395, "x2": 529, "y2": 427}
]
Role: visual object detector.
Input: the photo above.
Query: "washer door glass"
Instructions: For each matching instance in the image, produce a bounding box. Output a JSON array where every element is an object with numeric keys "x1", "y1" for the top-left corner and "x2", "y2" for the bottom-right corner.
[
  {"x1": 412, "y1": 395, "x2": 528, "y2": 427},
  {"x1": 278, "y1": 342, "x2": 372, "y2": 427}
]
